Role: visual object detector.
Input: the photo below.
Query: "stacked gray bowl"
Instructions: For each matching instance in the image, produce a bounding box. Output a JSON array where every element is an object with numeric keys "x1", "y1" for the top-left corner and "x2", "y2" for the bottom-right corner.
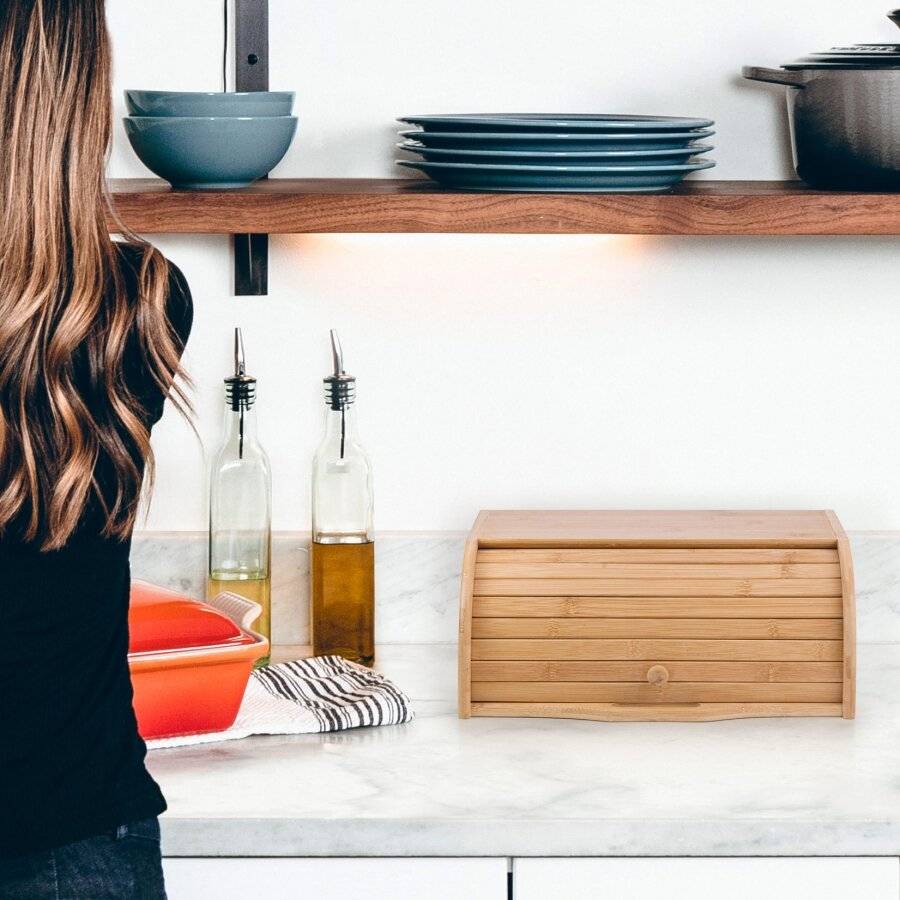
[
  {"x1": 396, "y1": 114, "x2": 715, "y2": 192},
  {"x1": 124, "y1": 91, "x2": 297, "y2": 190}
]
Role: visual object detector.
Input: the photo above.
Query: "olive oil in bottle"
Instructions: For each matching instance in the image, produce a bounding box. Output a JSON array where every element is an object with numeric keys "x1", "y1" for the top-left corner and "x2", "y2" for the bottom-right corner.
[
  {"x1": 310, "y1": 542, "x2": 374, "y2": 665},
  {"x1": 207, "y1": 569, "x2": 271, "y2": 642},
  {"x1": 208, "y1": 328, "x2": 272, "y2": 665},
  {"x1": 310, "y1": 331, "x2": 375, "y2": 666}
]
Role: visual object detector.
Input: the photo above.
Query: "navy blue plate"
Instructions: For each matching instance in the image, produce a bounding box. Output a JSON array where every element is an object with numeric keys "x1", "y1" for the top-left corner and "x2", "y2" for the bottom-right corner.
[
  {"x1": 397, "y1": 141, "x2": 714, "y2": 167},
  {"x1": 399, "y1": 129, "x2": 715, "y2": 152},
  {"x1": 399, "y1": 114, "x2": 714, "y2": 132},
  {"x1": 396, "y1": 159, "x2": 715, "y2": 192}
]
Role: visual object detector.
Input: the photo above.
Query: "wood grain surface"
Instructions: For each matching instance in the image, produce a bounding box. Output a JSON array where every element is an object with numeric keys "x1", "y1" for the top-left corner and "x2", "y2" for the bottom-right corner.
[
  {"x1": 472, "y1": 510, "x2": 841, "y2": 548},
  {"x1": 476, "y1": 549, "x2": 840, "y2": 564},
  {"x1": 471, "y1": 638, "x2": 843, "y2": 662},
  {"x1": 826, "y1": 510, "x2": 857, "y2": 719},
  {"x1": 457, "y1": 509, "x2": 854, "y2": 721},
  {"x1": 108, "y1": 179, "x2": 900, "y2": 236},
  {"x1": 475, "y1": 561, "x2": 843, "y2": 579},
  {"x1": 472, "y1": 596, "x2": 843, "y2": 618},
  {"x1": 470, "y1": 681, "x2": 842, "y2": 704},
  {"x1": 473, "y1": 578, "x2": 843, "y2": 597},
  {"x1": 470, "y1": 660, "x2": 844, "y2": 682},
  {"x1": 457, "y1": 512, "x2": 488, "y2": 718},
  {"x1": 470, "y1": 617, "x2": 843, "y2": 640},
  {"x1": 470, "y1": 702, "x2": 844, "y2": 721}
]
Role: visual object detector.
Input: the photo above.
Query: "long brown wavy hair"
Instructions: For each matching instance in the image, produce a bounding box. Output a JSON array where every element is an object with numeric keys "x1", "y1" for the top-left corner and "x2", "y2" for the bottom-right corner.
[{"x1": 0, "y1": 0, "x2": 190, "y2": 550}]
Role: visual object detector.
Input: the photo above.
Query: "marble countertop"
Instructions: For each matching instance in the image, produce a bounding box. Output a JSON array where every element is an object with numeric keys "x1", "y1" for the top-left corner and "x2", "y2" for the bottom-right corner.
[{"x1": 149, "y1": 642, "x2": 900, "y2": 859}]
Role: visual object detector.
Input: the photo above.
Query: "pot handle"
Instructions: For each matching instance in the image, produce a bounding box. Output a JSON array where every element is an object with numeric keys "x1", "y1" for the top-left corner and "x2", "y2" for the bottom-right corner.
[
  {"x1": 209, "y1": 590, "x2": 263, "y2": 632},
  {"x1": 742, "y1": 66, "x2": 806, "y2": 87}
]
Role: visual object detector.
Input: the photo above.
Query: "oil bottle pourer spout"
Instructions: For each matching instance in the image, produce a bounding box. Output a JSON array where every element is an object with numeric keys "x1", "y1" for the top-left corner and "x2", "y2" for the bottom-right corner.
[
  {"x1": 234, "y1": 326, "x2": 246, "y2": 377},
  {"x1": 226, "y1": 327, "x2": 255, "y2": 412},
  {"x1": 324, "y1": 329, "x2": 355, "y2": 410},
  {"x1": 330, "y1": 329, "x2": 345, "y2": 377}
]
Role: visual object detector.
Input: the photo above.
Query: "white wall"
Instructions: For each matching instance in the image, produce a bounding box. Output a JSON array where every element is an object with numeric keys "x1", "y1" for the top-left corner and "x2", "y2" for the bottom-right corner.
[{"x1": 106, "y1": 1, "x2": 900, "y2": 532}]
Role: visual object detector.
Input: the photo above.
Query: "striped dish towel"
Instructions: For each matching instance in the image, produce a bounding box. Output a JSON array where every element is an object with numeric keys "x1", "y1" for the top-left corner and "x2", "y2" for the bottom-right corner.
[{"x1": 146, "y1": 656, "x2": 413, "y2": 750}]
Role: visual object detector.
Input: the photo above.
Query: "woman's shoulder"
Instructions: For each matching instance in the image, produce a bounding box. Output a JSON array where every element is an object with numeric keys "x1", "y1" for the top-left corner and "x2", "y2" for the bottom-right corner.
[{"x1": 114, "y1": 241, "x2": 193, "y2": 346}]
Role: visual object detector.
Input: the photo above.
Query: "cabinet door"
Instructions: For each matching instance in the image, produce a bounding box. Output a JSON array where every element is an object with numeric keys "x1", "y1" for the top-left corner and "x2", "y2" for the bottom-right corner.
[
  {"x1": 514, "y1": 857, "x2": 899, "y2": 900},
  {"x1": 163, "y1": 857, "x2": 507, "y2": 900}
]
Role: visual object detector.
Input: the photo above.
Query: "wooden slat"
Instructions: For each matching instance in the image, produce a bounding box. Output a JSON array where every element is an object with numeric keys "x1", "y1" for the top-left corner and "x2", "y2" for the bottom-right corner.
[
  {"x1": 470, "y1": 617, "x2": 842, "y2": 640},
  {"x1": 470, "y1": 660, "x2": 844, "y2": 682},
  {"x1": 477, "y1": 549, "x2": 839, "y2": 564},
  {"x1": 473, "y1": 596, "x2": 843, "y2": 618},
  {"x1": 471, "y1": 681, "x2": 842, "y2": 704},
  {"x1": 474, "y1": 562, "x2": 840, "y2": 579},
  {"x1": 471, "y1": 638, "x2": 843, "y2": 662},
  {"x1": 474, "y1": 510, "x2": 840, "y2": 547},
  {"x1": 473, "y1": 578, "x2": 842, "y2": 597},
  {"x1": 470, "y1": 702, "x2": 844, "y2": 722}
]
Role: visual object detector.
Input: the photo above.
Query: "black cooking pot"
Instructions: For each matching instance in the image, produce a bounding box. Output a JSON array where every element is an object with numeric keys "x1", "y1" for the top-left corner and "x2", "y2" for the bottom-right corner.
[{"x1": 743, "y1": 9, "x2": 900, "y2": 189}]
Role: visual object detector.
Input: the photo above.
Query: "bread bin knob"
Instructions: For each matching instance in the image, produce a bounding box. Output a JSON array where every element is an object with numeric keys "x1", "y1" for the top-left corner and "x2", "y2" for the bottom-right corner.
[{"x1": 647, "y1": 665, "x2": 669, "y2": 687}]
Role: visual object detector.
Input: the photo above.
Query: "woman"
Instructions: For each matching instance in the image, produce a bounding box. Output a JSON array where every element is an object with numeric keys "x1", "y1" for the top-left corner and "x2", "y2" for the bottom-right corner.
[{"x1": 0, "y1": 2, "x2": 192, "y2": 897}]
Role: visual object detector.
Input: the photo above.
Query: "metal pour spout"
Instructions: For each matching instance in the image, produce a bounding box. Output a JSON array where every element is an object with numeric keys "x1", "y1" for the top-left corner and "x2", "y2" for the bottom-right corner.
[
  {"x1": 234, "y1": 327, "x2": 247, "y2": 377},
  {"x1": 224, "y1": 326, "x2": 257, "y2": 456},
  {"x1": 324, "y1": 329, "x2": 355, "y2": 412},
  {"x1": 330, "y1": 329, "x2": 344, "y2": 376}
]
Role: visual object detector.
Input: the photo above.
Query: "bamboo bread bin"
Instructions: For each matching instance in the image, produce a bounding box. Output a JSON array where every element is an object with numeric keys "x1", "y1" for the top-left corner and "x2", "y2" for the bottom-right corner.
[{"x1": 458, "y1": 511, "x2": 855, "y2": 722}]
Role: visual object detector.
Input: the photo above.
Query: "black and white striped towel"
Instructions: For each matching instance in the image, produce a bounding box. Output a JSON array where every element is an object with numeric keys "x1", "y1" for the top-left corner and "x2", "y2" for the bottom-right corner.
[{"x1": 147, "y1": 656, "x2": 414, "y2": 750}]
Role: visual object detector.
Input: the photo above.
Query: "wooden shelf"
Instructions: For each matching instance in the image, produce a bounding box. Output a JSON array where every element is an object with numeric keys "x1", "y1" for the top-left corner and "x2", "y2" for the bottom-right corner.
[{"x1": 108, "y1": 178, "x2": 900, "y2": 236}]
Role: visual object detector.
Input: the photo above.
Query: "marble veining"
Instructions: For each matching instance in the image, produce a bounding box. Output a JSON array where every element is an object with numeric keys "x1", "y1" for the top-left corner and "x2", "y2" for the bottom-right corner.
[
  {"x1": 849, "y1": 533, "x2": 900, "y2": 643},
  {"x1": 131, "y1": 532, "x2": 466, "y2": 645},
  {"x1": 132, "y1": 530, "x2": 900, "y2": 644},
  {"x1": 150, "y1": 641, "x2": 900, "y2": 858}
]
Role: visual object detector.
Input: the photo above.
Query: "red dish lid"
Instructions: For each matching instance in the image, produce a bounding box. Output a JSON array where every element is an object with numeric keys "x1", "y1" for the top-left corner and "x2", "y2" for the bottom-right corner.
[{"x1": 129, "y1": 581, "x2": 255, "y2": 654}]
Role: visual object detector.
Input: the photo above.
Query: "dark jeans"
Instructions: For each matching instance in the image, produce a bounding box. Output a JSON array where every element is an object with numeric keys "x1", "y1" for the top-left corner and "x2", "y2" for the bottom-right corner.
[{"x1": 0, "y1": 818, "x2": 166, "y2": 900}]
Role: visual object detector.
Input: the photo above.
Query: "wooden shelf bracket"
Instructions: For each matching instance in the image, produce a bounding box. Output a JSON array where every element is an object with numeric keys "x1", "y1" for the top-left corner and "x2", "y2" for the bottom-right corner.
[{"x1": 233, "y1": 0, "x2": 269, "y2": 296}]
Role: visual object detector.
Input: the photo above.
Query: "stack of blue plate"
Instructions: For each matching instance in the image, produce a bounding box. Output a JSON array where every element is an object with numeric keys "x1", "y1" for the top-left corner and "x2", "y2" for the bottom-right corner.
[{"x1": 396, "y1": 114, "x2": 715, "y2": 192}]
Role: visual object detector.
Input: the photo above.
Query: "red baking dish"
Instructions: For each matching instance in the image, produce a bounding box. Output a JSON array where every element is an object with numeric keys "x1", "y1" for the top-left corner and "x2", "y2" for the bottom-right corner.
[{"x1": 128, "y1": 580, "x2": 269, "y2": 740}]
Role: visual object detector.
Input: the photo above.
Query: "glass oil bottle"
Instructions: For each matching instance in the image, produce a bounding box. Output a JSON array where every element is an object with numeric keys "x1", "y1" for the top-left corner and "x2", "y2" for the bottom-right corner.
[
  {"x1": 310, "y1": 330, "x2": 375, "y2": 666},
  {"x1": 208, "y1": 328, "x2": 273, "y2": 664}
]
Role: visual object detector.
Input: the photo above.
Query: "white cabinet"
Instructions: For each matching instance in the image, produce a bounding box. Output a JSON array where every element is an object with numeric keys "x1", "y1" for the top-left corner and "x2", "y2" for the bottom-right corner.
[
  {"x1": 514, "y1": 857, "x2": 900, "y2": 900},
  {"x1": 163, "y1": 857, "x2": 507, "y2": 900},
  {"x1": 166, "y1": 855, "x2": 900, "y2": 900}
]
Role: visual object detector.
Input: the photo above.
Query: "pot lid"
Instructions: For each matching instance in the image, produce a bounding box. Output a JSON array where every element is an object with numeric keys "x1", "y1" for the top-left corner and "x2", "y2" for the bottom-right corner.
[
  {"x1": 784, "y1": 9, "x2": 900, "y2": 69},
  {"x1": 128, "y1": 581, "x2": 255, "y2": 655}
]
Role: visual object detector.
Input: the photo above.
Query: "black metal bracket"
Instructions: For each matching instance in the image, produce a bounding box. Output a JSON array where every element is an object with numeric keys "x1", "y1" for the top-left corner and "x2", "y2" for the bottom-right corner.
[{"x1": 233, "y1": 0, "x2": 269, "y2": 296}]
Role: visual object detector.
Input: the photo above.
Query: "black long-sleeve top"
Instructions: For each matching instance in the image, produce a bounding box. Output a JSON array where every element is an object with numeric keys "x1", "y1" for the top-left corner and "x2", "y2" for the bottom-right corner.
[{"x1": 0, "y1": 245, "x2": 193, "y2": 858}]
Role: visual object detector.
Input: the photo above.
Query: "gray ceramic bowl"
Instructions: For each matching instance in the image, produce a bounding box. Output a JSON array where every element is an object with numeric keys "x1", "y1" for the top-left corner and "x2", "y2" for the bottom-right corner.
[
  {"x1": 125, "y1": 90, "x2": 294, "y2": 117},
  {"x1": 124, "y1": 115, "x2": 298, "y2": 189}
]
